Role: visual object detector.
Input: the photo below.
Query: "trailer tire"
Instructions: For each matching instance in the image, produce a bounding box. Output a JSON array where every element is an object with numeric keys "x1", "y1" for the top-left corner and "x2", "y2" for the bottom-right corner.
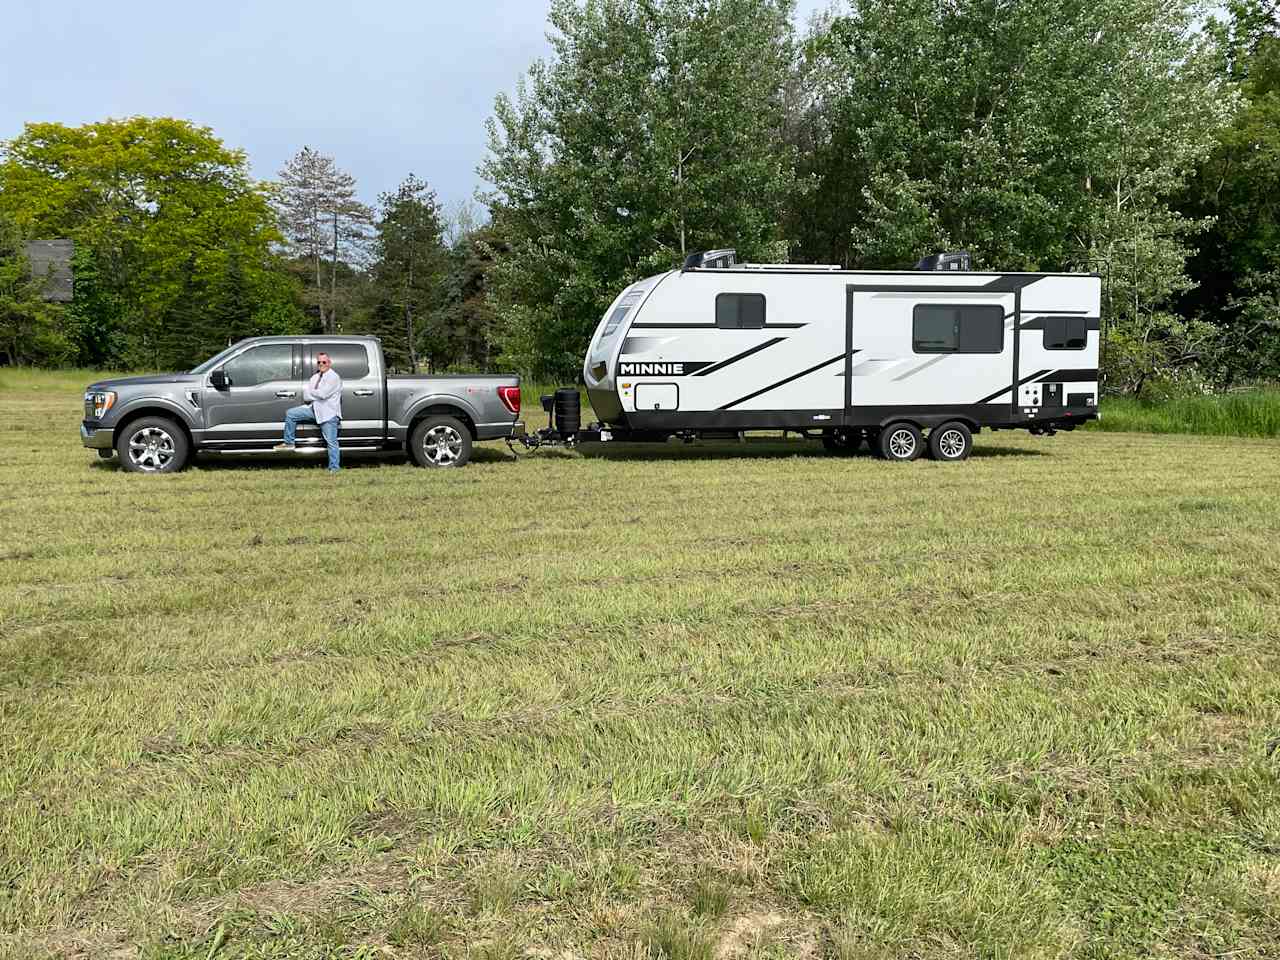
[
  {"x1": 928, "y1": 421, "x2": 973, "y2": 461},
  {"x1": 822, "y1": 429, "x2": 862, "y2": 454},
  {"x1": 410, "y1": 415, "x2": 472, "y2": 468},
  {"x1": 877, "y1": 422, "x2": 923, "y2": 461}
]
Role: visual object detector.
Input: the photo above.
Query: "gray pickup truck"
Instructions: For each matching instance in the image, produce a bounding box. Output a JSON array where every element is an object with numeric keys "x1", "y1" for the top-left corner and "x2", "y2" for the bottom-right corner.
[{"x1": 80, "y1": 335, "x2": 524, "y2": 472}]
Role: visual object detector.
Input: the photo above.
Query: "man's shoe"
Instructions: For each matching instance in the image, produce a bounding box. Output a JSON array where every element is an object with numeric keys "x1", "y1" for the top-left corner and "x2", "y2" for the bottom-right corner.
[{"x1": 273, "y1": 443, "x2": 296, "y2": 451}]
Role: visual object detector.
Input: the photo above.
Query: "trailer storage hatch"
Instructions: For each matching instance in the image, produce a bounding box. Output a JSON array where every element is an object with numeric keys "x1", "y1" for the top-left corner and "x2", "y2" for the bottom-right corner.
[{"x1": 634, "y1": 383, "x2": 679, "y2": 411}]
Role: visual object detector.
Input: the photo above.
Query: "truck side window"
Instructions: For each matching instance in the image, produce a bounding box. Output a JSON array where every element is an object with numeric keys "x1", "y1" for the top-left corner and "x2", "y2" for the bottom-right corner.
[
  {"x1": 716, "y1": 293, "x2": 765, "y2": 329},
  {"x1": 222, "y1": 344, "x2": 293, "y2": 387},
  {"x1": 1044, "y1": 316, "x2": 1088, "y2": 350},
  {"x1": 912, "y1": 304, "x2": 1004, "y2": 354},
  {"x1": 314, "y1": 343, "x2": 371, "y2": 378}
]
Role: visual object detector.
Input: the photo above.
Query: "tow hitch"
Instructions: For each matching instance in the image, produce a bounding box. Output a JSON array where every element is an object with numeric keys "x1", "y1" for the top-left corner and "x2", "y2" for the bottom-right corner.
[{"x1": 511, "y1": 388, "x2": 609, "y2": 452}]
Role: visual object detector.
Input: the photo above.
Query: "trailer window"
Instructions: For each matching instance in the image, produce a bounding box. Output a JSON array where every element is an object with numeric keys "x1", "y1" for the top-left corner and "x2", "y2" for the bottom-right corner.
[
  {"x1": 716, "y1": 293, "x2": 765, "y2": 329},
  {"x1": 912, "y1": 305, "x2": 1004, "y2": 354},
  {"x1": 1043, "y1": 316, "x2": 1088, "y2": 350},
  {"x1": 603, "y1": 291, "x2": 643, "y2": 337}
]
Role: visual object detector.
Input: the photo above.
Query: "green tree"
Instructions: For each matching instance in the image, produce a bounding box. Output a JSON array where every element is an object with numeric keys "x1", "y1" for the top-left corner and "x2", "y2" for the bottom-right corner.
[
  {"x1": 792, "y1": 0, "x2": 1227, "y2": 393},
  {"x1": 1181, "y1": 0, "x2": 1280, "y2": 384},
  {"x1": 482, "y1": 0, "x2": 798, "y2": 378},
  {"x1": 0, "y1": 212, "x2": 68, "y2": 365},
  {"x1": 367, "y1": 174, "x2": 447, "y2": 370},
  {"x1": 274, "y1": 147, "x2": 374, "y2": 333},
  {"x1": 0, "y1": 117, "x2": 296, "y2": 369}
]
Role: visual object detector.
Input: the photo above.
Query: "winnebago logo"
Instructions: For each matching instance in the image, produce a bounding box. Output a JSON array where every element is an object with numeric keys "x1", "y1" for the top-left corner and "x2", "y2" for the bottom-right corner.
[{"x1": 617, "y1": 361, "x2": 711, "y2": 376}]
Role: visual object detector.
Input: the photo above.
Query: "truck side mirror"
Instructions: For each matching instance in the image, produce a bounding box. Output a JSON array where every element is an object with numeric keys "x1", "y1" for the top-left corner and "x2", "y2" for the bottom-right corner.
[{"x1": 209, "y1": 369, "x2": 231, "y2": 390}]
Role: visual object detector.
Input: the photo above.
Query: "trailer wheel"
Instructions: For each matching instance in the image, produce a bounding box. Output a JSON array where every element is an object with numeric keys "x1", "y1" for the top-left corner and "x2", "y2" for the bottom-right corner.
[
  {"x1": 821, "y1": 429, "x2": 862, "y2": 454},
  {"x1": 877, "y1": 422, "x2": 923, "y2": 461},
  {"x1": 410, "y1": 415, "x2": 472, "y2": 468},
  {"x1": 928, "y1": 421, "x2": 972, "y2": 461}
]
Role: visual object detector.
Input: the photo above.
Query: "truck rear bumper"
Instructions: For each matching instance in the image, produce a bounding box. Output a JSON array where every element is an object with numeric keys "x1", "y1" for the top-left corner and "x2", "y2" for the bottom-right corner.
[
  {"x1": 476, "y1": 421, "x2": 525, "y2": 440},
  {"x1": 81, "y1": 422, "x2": 114, "y2": 449}
]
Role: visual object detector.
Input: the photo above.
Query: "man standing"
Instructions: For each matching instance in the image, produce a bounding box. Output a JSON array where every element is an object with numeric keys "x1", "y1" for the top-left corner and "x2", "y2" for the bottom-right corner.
[{"x1": 275, "y1": 352, "x2": 343, "y2": 471}]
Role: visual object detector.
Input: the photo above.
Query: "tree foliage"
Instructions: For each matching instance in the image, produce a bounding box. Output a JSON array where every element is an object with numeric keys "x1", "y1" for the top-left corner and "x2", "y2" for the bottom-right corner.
[
  {"x1": 274, "y1": 147, "x2": 374, "y2": 333},
  {"x1": 0, "y1": 212, "x2": 67, "y2": 365},
  {"x1": 1181, "y1": 0, "x2": 1280, "y2": 384},
  {"x1": 365, "y1": 174, "x2": 447, "y2": 370},
  {"x1": 482, "y1": 0, "x2": 799, "y2": 378},
  {"x1": 0, "y1": 117, "x2": 302, "y2": 369}
]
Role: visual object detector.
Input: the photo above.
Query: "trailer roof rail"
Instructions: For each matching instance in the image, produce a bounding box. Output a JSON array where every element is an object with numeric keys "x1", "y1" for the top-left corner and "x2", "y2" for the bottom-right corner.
[{"x1": 736, "y1": 262, "x2": 842, "y2": 272}]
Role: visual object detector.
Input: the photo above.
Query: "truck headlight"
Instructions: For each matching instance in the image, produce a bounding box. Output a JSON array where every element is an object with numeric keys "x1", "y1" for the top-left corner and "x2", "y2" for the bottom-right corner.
[{"x1": 89, "y1": 391, "x2": 116, "y2": 418}]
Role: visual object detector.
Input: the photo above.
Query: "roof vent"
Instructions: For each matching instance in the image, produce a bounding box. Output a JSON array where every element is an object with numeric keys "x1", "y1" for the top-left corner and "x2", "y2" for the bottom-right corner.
[
  {"x1": 682, "y1": 249, "x2": 737, "y2": 271},
  {"x1": 915, "y1": 251, "x2": 971, "y2": 271}
]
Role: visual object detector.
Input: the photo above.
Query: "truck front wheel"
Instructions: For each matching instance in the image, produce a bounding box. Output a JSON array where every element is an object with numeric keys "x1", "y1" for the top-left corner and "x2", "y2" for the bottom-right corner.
[
  {"x1": 410, "y1": 415, "x2": 472, "y2": 468},
  {"x1": 117, "y1": 417, "x2": 190, "y2": 474}
]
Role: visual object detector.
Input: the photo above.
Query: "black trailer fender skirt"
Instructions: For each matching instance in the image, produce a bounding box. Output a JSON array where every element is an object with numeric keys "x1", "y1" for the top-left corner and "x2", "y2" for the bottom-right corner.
[{"x1": 620, "y1": 405, "x2": 1098, "y2": 433}]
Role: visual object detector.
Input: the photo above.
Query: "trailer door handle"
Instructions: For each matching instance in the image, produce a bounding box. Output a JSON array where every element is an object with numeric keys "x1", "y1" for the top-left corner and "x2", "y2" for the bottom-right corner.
[
  {"x1": 353, "y1": 389, "x2": 374, "y2": 397},
  {"x1": 275, "y1": 390, "x2": 296, "y2": 398}
]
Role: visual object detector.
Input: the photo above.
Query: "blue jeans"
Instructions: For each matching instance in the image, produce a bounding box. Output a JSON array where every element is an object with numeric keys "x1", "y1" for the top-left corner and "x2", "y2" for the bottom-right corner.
[{"x1": 284, "y1": 406, "x2": 341, "y2": 470}]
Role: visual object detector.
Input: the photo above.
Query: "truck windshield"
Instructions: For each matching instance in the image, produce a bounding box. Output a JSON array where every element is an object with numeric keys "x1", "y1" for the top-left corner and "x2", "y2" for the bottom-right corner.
[{"x1": 190, "y1": 341, "x2": 248, "y2": 374}]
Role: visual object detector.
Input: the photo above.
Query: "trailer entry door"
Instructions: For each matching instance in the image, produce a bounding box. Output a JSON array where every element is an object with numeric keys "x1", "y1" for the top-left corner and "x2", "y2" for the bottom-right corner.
[{"x1": 845, "y1": 287, "x2": 1015, "y2": 415}]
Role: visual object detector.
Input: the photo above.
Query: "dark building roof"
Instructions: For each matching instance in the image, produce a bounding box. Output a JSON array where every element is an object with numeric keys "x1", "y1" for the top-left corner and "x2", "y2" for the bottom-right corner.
[{"x1": 24, "y1": 239, "x2": 74, "y2": 302}]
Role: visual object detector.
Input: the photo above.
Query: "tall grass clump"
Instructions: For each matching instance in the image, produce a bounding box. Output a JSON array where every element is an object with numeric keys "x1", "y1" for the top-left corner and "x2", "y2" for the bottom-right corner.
[{"x1": 1091, "y1": 387, "x2": 1280, "y2": 438}]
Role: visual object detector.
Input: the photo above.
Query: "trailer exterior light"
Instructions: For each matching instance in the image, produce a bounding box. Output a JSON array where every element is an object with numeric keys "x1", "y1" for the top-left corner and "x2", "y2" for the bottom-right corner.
[{"x1": 497, "y1": 385, "x2": 521, "y2": 415}]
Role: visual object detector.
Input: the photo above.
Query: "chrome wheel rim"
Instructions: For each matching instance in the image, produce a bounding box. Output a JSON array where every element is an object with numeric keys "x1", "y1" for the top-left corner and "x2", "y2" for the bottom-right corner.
[
  {"x1": 938, "y1": 429, "x2": 966, "y2": 459},
  {"x1": 888, "y1": 428, "x2": 916, "y2": 459},
  {"x1": 422, "y1": 425, "x2": 463, "y2": 465},
  {"x1": 127, "y1": 426, "x2": 176, "y2": 472}
]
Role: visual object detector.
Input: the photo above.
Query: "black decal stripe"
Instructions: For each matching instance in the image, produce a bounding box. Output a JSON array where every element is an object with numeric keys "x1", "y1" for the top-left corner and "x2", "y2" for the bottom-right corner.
[
  {"x1": 630, "y1": 322, "x2": 808, "y2": 330},
  {"x1": 1036, "y1": 368, "x2": 1099, "y2": 383},
  {"x1": 718, "y1": 353, "x2": 850, "y2": 410},
  {"x1": 693, "y1": 337, "x2": 787, "y2": 377},
  {"x1": 975, "y1": 369, "x2": 1050, "y2": 404}
]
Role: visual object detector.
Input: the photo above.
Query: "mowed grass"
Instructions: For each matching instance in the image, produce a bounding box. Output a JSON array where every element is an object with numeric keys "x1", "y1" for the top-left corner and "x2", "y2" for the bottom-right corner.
[{"x1": 1, "y1": 371, "x2": 1279, "y2": 960}]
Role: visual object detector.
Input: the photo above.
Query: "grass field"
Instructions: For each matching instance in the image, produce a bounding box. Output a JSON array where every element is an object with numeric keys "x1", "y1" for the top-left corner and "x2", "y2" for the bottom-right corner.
[
  {"x1": 1087, "y1": 387, "x2": 1280, "y2": 438},
  {"x1": 1, "y1": 370, "x2": 1279, "y2": 960}
]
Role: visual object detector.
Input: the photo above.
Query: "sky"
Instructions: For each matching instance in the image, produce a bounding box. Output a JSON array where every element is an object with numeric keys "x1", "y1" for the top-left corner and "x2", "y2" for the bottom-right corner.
[{"x1": 2, "y1": 0, "x2": 831, "y2": 216}]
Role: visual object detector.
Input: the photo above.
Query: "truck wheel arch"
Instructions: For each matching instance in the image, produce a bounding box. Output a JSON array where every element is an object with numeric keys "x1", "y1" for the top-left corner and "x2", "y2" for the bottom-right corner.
[
  {"x1": 113, "y1": 405, "x2": 195, "y2": 450},
  {"x1": 409, "y1": 404, "x2": 477, "y2": 440}
]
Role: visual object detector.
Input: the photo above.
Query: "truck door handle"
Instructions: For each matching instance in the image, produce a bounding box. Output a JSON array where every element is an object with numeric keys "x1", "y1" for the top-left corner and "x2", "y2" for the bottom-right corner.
[
  {"x1": 353, "y1": 389, "x2": 374, "y2": 397},
  {"x1": 275, "y1": 390, "x2": 295, "y2": 398}
]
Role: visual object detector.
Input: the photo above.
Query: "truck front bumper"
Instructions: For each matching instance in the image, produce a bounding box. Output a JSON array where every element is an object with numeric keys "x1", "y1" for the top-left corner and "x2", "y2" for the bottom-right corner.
[{"x1": 81, "y1": 421, "x2": 114, "y2": 449}]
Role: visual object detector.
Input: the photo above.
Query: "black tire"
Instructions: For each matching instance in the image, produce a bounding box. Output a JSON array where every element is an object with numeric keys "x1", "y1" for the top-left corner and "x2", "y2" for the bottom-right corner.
[
  {"x1": 877, "y1": 422, "x2": 924, "y2": 461},
  {"x1": 821, "y1": 429, "x2": 862, "y2": 454},
  {"x1": 928, "y1": 421, "x2": 973, "y2": 461},
  {"x1": 409, "y1": 415, "x2": 472, "y2": 468},
  {"x1": 96, "y1": 448, "x2": 114, "y2": 460},
  {"x1": 116, "y1": 416, "x2": 190, "y2": 474}
]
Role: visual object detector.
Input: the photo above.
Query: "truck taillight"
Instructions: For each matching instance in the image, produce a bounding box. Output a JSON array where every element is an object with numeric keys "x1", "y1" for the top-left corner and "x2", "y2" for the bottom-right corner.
[{"x1": 498, "y1": 386, "x2": 521, "y2": 415}]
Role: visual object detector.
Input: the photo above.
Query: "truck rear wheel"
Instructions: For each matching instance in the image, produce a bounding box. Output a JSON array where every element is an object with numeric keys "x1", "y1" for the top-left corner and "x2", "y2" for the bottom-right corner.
[
  {"x1": 877, "y1": 422, "x2": 923, "y2": 461},
  {"x1": 410, "y1": 415, "x2": 472, "y2": 468},
  {"x1": 117, "y1": 417, "x2": 190, "y2": 474},
  {"x1": 928, "y1": 421, "x2": 973, "y2": 461}
]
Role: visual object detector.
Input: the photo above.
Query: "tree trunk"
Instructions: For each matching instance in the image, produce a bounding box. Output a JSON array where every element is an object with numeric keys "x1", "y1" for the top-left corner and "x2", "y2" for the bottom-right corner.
[
  {"x1": 329, "y1": 212, "x2": 339, "y2": 334},
  {"x1": 406, "y1": 242, "x2": 417, "y2": 371}
]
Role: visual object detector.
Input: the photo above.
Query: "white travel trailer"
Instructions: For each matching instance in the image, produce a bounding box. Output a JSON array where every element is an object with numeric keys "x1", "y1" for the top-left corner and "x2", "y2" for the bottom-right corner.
[{"x1": 578, "y1": 250, "x2": 1101, "y2": 460}]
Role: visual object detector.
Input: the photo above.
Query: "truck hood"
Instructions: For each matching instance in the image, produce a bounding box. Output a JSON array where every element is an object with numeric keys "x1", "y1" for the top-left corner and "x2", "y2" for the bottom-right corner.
[{"x1": 86, "y1": 373, "x2": 200, "y2": 391}]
